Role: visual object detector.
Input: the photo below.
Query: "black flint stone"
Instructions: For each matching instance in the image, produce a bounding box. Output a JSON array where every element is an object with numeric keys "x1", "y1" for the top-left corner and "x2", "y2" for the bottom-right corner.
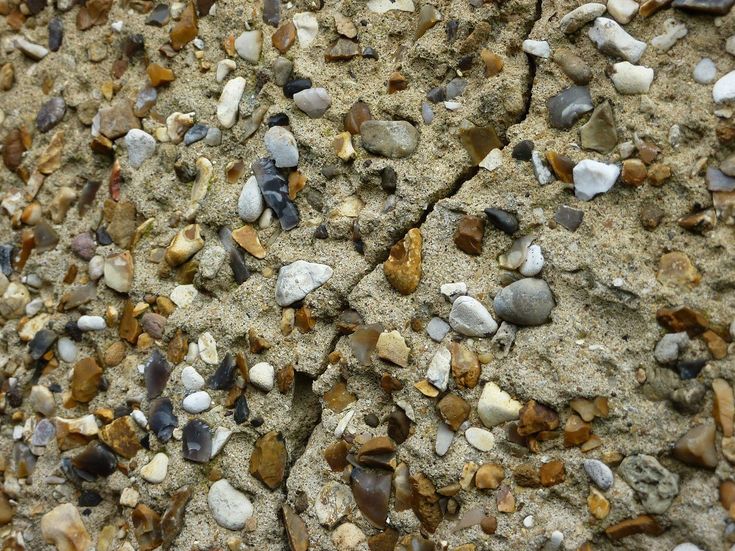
[
  {"x1": 484, "y1": 208, "x2": 519, "y2": 235},
  {"x1": 512, "y1": 140, "x2": 534, "y2": 161},
  {"x1": 283, "y1": 78, "x2": 311, "y2": 98}
]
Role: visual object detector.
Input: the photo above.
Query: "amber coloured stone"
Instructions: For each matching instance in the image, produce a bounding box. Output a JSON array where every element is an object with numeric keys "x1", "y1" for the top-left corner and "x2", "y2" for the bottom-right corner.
[
  {"x1": 517, "y1": 400, "x2": 560, "y2": 436},
  {"x1": 282, "y1": 505, "x2": 309, "y2": 551},
  {"x1": 324, "y1": 381, "x2": 356, "y2": 413},
  {"x1": 323, "y1": 440, "x2": 350, "y2": 471},
  {"x1": 387, "y1": 71, "x2": 408, "y2": 94},
  {"x1": 147, "y1": 63, "x2": 175, "y2": 87},
  {"x1": 436, "y1": 393, "x2": 470, "y2": 431},
  {"x1": 344, "y1": 101, "x2": 372, "y2": 135},
  {"x1": 605, "y1": 515, "x2": 664, "y2": 540},
  {"x1": 539, "y1": 459, "x2": 565, "y2": 486},
  {"x1": 132, "y1": 504, "x2": 163, "y2": 551},
  {"x1": 453, "y1": 215, "x2": 485, "y2": 256},
  {"x1": 545, "y1": 151, "x2": 574, "y2": 183},
  {"x1": 449, "y1": 342, "x2": 480, "y2": 388},
  {"x1": 384, "y1": 228, "x2": 422, "y2": 295},
  {"x1": 71, "y1": 357, "x2": 103, "y2": 403},
  {"x1": 656, "y1": 306, "x2": 709, "y2": 336},
  {"x1": 272, "y1": 21, "x2": 296, "y2": 53},
  {"x1": 481, "y1": 49, "x2": 503, "y2": 76},
  {"x1": 564, "y1": 414, "x2": 591, "y2": 447},
  {"x1": 459, "y1": 126, "x2": 501, "y2": 165},
  {"x1": 250, "y1": 431, "x2": 288, "y2": 489},
  {"x1": 161, "y1": 486, "x2": 192, "y2": 547},
  {"x1": 325, "y1": 38, "x2": 360, "y2": 61},
  {"x1": 98, "y1": 415, "x2": 141, "y2": 458},
  {"x1": 410, "y1": 472, "x2": 443, "y2": 533},
  {"x1": 170, "y1": 1, "x2": 198, "y2": 51}
]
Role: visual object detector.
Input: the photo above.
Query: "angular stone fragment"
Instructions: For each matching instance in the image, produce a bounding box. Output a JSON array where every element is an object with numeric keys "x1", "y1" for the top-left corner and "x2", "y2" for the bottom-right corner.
[
  {"x1": 454, "y1": 215, "x2": 485, "y2": 255},
  {"x1": 609, "y1": 62, "x2": 654, "y2": 94},
  {"x1": 71, "y1": 357, "x2": 102, "y2": 403},
  {"x1": 361, "y1": 120, "x2": 419, "y2": 158},
  {"x1": 132, "y1": 504, "x2": 162, "y2": 551},
  {"x1": 564, "y1": 414, "x2": 591, "y2": 446},
  {"x1": 170, "y1": 1, "x2": 198, "y2": 50},
  {"x1": 672, "y1": 0, "x2": 734, "y2": 14},
  {"x1": 517, "y1": 400, "x2": 560, "y2": 435},
  {"x1": 714, "y1": 378, "x2": 735, "y2": 437},
  {"x1": 475, "y1": 463, "x2": 505, "y2": 489},
  {"x1": 437, "y1": 393, "x2": 470, "y2": 430},
  {"x1": 657, "y1": 252, "x2": 700, "y2": 287},
  {"x1": 99, "y1": 101, "x2": 140, "y2": 139},
  {"x1": 250, "y1": 431, "x2": 287, "y2": 489},
  {"x1": 344, "y1": 101, "x2": 372, "y2": 134},
  {"x1": 253, "y1": 157, "x2": 300, "y2": 230},
  {"x1": 673, "y1": 423, "x2": 718, "y2": 469},
  {"x1": 619, "y1": 454, "x2": 680, "y2": 514},
  {"x1": 540, "y1": 460, "x2": 565, "y2": 486},
  {"x1": 605, "y1": 515, "x2": 665, "y2": 540},
  {"x1": 410, "y1": 473, "x2": 443, "y2": 533},
  {"x1": 182, "y1": 419, "x2": 211, "y2": 463},
  {"x1": 165, "y1": 224, "x2": 204, "y2": 267},
  {"x1": 99, "y1": 416, "x2": 141, "y2": 459},
  {"x1": 325, "y1": 38, "x2": 360, "y2": 61},
  {"x1": 547, "y1": 86, "x2": 593, "y2": 129},
  {"x1": 272, "y1": 21, "x2": 296, "y2": 53},
  {"x1": 573, "y1": 159, "x2": 620, "y2": 201},
  {"x1": 275, "y1": 260, "x2": 333, "y2": 306},
  {"x1": 161, "y1": 486, "x2": 191, "y2": 546},
  {"x1": 580, "y1": 102, "x2": 617, "y2": 153},
  {"x1": 384, "y1": 228, "x2": 422, "y2": 294},
  {"x1": 282, "y1": 505, "x2": 309, "y2": 551},
  {"x1": 264, "y1": 126, "x2": 299, "y2": 167},
  {"x1": 376, "y1": 330, "x2": 410, "y2": 367},
  {"x1": 588, "y1": 17, "x2": 647, "y2": 63},
  {"x1": 37, "y1": 97, "x2": 66, "y2": 133},
  {"x1": 458, "y1": 125, "x2": 501, "y2": 165},
  {"x1": 415, "y1": 4, "x2": 441, "y2": 40},
  {"x1": 41, "y1": 503, "x2": 91, "y2": 551}
]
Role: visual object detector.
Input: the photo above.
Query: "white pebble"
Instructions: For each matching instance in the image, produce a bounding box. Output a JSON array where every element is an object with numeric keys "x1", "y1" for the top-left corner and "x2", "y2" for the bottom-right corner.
[
  {"x1": 124, "y1": 129, "x2": 156, "y2": 169},
  {"x1": 651, "y1": 18, "x2": 687, "y2": 52},
  {"x1": 238, "y1": 176, "x2": 265, "y2": 223},
  {"x1": 217, "y1": 77, "x2": 246, "y2": 129},
  {"x1": 479, "y1": 148, "x2": 503, "y2": 172},
  {"x1": 573, "y1": 159, "x2": 620, "y2": 201},
  {"x1": 264, "y1": 126, "x2": 299, "y2": 168},
  {"x1": 198, "y1": 332, "x2": 218, "y2": 365},
  {"x1": 727, "y1": 35, "x2": 735, "y2": 56},
  {"x1": 170, "y1": 284, "x2": 198, "y2": 307},
  {"x1": 440, "y1": 282, "x2": 467, "y2": 303},
  {"x1": 234, "y1": 30, "x2": 262, "y2": 63},
  {"x1": 249, "y1": 362, "x2": 274, "y2": 392},
  {"x1": 609, "y1": 61, "x2": 654, "y2": 94},
  {"x1": 210, "y1": 427, "x2": 233, "y2": 458},
  {"x1": 216, "y1": 59, "x2": 236, "y2": 83},
  {"x1": 426, "y1": 317, "x2": 450, "y2": 342},
  {"x1": 532, "y1": 150, "x2": 554, "y2": 185},
  {"x1": 131, "y1": 409, "x2": 147, "y2": 428},
  {"x1": 543, "y1": 531, "x2": 564, "y2": 551},
  {"x1": 140, "y1": 453, "x2": 169, "y2": 484},
  {"x1": 77, "y1": 315, "x2": 106, "y2": 331},
  {"x1": 182, "y1": 391, "x2": 211, "y2": 413},
  {"x1": 293, "y1": 12, "x2": 318, "y2": 47},
  {"x1": 57, "y1": 337, "x2": 78, "y2": 363},
  {"x1": 478, "y1": 382, "x2": 521, "y2": 427},
  {"x1": 334, "y1": 409, "x2": 354, "y2": 438},
  {"x1": 519, "y1": 244, "x2": 544, "y2": 276},
  {"x1": 559, "y1": 3, "x2": 606, "y2": 34},
  {"x1": 713, "y1": 71, "x2": 735, "y2": 103},
  {"x1": 275, "y1": 261, "x2": 333, "y2": 306},
  {"x1": 464, "y1": 427, "x2": 495, "y2": 451},
  {"x1": 185, "y1": 342, "x2": 199, "y2": 363},
  {"x1": 426, "y1": 346, "x2": 451, "y2": 391},
  {"x1": 88, "y1": 255, "x2": 104, "y2": 280},
  {"x1": 181, "y1": 366, "x2": 205, "y2": 392},
  {"x1": 693, "y1": 58, "x2": 717, "y2": 84},
  {"x1": 449, "y1": 296, "x2": 498, "y2": 337},
  {"x1": 208, "y1": 479, "x2": 253, "y2": 530},
  {"x1": 588, "y1": 17, "x2": 646, "y2": 63},
  {"x1": 523, "y1": 515, "x2": 534, "y2": 528},
  {"x1": 606, "y1": 0, "x2": 637, "y2": 24},
  {"x1": 25, "y1": 297, "x2": 43, "y2": 317},
  {"x1": 522, "y1": 39, "x2": 551, "y2": 58}
]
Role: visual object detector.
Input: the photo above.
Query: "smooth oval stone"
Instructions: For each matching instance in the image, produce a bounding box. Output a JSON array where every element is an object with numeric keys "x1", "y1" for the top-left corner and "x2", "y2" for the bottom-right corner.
[
  {"x1": 184, "y1": 123, "x2": 208, "y2": 145},
  {"x1": 182, "y1": 419, "x2": 211, "y2": 463},
  {"x1": 493, "y1": 278, "x2": 555, "y2": 326},
  {"x1": 293, "y1": 87, "x2": 331, "y2": 118},
  {"x1": 238, "y1": 175, "x2": 265, "y2": 222},
  {"x1": 48, "y1": 17, "x2": 63, "y2": 51},
  {"x1": 484, "y1": 208, "x2": 518, "y2": 234},
  {"x1": 36, "y1": 97, "x2": 66, "y2": 132},
  {"x1": 208, "y1": 479, "x2": 253, "y2": 530},
  {"x1": 360, "y1": 120, "x2": 419, "y2": 158}
]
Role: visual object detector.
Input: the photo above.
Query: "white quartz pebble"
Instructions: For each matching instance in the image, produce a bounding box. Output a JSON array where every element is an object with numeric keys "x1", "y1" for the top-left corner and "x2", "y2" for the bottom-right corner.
[
  {"x1": 125, "y1": 129, "x2": 156, "y2": 169},
  {"x1": 714, "y1": 71, "x2": 735, "y2": 103},
  {"x1": 275, "y1": 261, "x2": 333, "y2": 306},
  {"x1": 573, "y1": 159, "x2": 620, "y2": 201},
  {"x1": 217, "y1": 77, "x2": 246, "y2": 129},
  {"x1": 238, "y1": 176, "x2": 265, "y2": 223},
  {"x1": 210, "y1": 427, "x2": 233, "y2": 458},
  {"x1": 57, "y1": 337, "x2": 78, "y2": 363},
  {"x1": 182, "y1": 391, "x2": 211, "y2": 413},
  {"x1": 478, "y1": 382, "x2": 522, "y2": 427},
  {"x1": 249, "y1": 362, "x2": 275, "y2": 392},
  {"x1": 464, "y1": 427, "x2": 495, "y2": 451},
  {"x1": 208, "y1": 479, "x2": 253, "y2": 530},
  {"x1": 170, "y1": 284, "x2": 198, "y2": 307},
  {"x1": 293, "y1": 12, "x2": 319, "y2": 47},
  {"x1": 198, "y1": 332, "x2": 218, "y2": 364},
  {"x1": 426, "y1": 347, "x2": 451, "y2": 391},
  {"x1": 181, "y1": 366, "x2": 205, "y2": 392},
  {"x1": 693, "y1": 58, "x2": 717, "y2": 84},
  {"x1": 215, "y1": 59, "x2": 236, "y2": 83},
  {"x1": 607, "y1": 0, "x2": 638, "y2": 24},
  {"x1": 234, "y1": 30, "x2": 262, "y2": 63},
  {"x1": 77, "y1": 315, "x2": 106, "y2": 331},
  {"x1": 519, "y1": 244, "x2": 544, "y2": 276},
  {"x1": 522, "y1": 39, "x2": 551, "y2": 58},
  {"x1": 609, "y1": 61, "x2": 654, "y2": 94},
  {"x1": 588, "y1": 17, "x2": 646, "y2": 63},
  {"x1": 140, "y1": 453, "x2": 169, "y2": 484},
  {"x1": 559, "y1": 3, "x2": 606, "y2": 34}
]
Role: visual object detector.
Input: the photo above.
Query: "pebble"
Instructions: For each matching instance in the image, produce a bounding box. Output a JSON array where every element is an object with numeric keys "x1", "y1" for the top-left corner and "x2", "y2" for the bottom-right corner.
[
  {"x1": 36, "y1": 97, "x2": 66, "y2": 132},
  {"x1": 57, "y1": 337, "x2": 78, "y2": 363},
  {"x1": 104, "y1": 251, "x2": 134, "y2": 293},
  {"x1": 436, "y1": 422, "x2": 454, "y2": 456},
  {"x1": 217, "y1": 77, "x2": 246, "y2": 128},
  {"x1": 293, "y1": 12, "x2": 319, "y2": 47},
  {"x1": 182, "y1": 391, "x2": 211, "y2": 413},
  {"x1": 235, "y1": 30, "x2": 263, "y2": 63},
  {"x1": 181, "y1": 366, "x2": 205, "y2": 392},
  {"x1": 609, "y1": 62, "x2": 654, "y2": 94},
  {"x1": 484, "y1": 208, "x2": 519, "y2": 234},
  {"x1": 131, "y1": 409, "x2": 147, "y2": 428},
  {"x1": 204, "y1": 127, "x2": 221, "y2": 146},
  {"x1": 553, "y1": 48, "x2": 592, "y2": 84},
  {"x1": 360, "y1": 120, "x2": 420, "y2": 158},
  {"x1": 210, "y1": 427, "x2": 232, "y2": 458},
  {"x1": 198, "y1": 332, "x2": 218, "y2": 364},
  {"x1": 494, "y1": 278, "x2": 555, "y2": 326},
  {"x1": 293, "y1": 87, "x2": 332, "y2": 118},
  {"x1": 275, "y1": 260, "x2": 333, "y2": 306},
  {"x1": 208, "y1": 479, "x2": 253, "y2": 530},
  {"x1": 264, "y1": 126, "x2": 299, "y2": 167},
  {"x1": 478, "y1": 382, "x2": 521, "y2": 427},
  {"x1": 573, "y1": 159, "x2": 620, "y2": 201},
  {"x1": 607, "y1": 0, "x2": 638, "y2": 23},
  {"x1": 170, "y1": 284, "x2": 197, "y2": 307},
  {"x1": 216, "y1": 59, "x2": 236, "y2": 82},
  {"x1": 559, "y1": 3, "x2": 606, "y2": 34},
  {"x1": 519, "y1": 244, "x2": 544, "y2": 276},
  {"x1": 140, "y1": 452, "x2": 169, "y2": 483},
  {"x1": 651, "y1": 19, "x2": 687, "y2": 52},
  {"x1": 15, "y1": 36, "x2": 49, "y2": 60},
  {"x1": 588, "y1": 17, "x2": 646, "y2": 63},
  {"x1": 124, "y1": 129, "x2": 156, "y2": 168},
  {"x1": 78, "y1": 315, "x2": 106, "y2": 331},
  {"x1": 583, "y1": 459, "x2": 614, "y2": 490},
  {"x1": 315, "y1": 482, "x2": 352, "y2": 528},
  {"x1": 619, "y1": 454, "x2": 679, "y2": 513},
  {"x1": 331, "y1": 522, "x2": 366, "y2": 550},
  {"x1": 40, "y1": 504, "x2": 91, "y2": 551},
  {"x1": 465, "y1": 427, "x2": 495, "y2": 451},
  {"x1": 29, "y1": 385, "x2": 55, "y2": 416},
  {"x1": 547, "y1": 86, "x2": 593, "y2": 129},
  {"x1": 654, "y1": 332, "x2": 690, "y2": 364},
  {"x1": 449, "y1": 296, "x2": 498, "y2": 337},
  {"x1": 238, "y1": 176, "x2": 265, "y2": 223},
  {"x1": 426, "y1": 317, "x2": 450, "y2": 342},
  {"x1": 713, "y1": 71, "x2": 735, "y2": 103},
  {"x1": 426, "y1": 346, "x2": 451, "y2": 391},
  {"x1": 184, "y1": 124, "x2": 208, "y2": 145},
  {"x1": 249, "y1": 362, "x2": 275, "y2": 391},
  {"x1": 522, "y1": 39, "x2": 551, "y2": 58},
  {"x1": 441, "y1": 282, "x2": 467, "y2": 302}
]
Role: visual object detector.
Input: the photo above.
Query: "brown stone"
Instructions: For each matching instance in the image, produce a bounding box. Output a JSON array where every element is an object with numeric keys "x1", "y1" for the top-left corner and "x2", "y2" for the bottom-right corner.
[
  {"x1": 132, "y1": 504, "x2": 163, "y2": 551},
  {"x1": 77, "y1": 0, "x2": 112, "y2": 30},
  {"x1": 161, "y1": 486, "x2": 192, "y2": 547},
  {"x1": 99, "y1": 416, "x2": 141, "y2": 459},
  {"x1": 0, "y1": 63, "x2": 14, "y2": 92},
  {"x1": 103, "y1": 341, "x2": 126, "y2": 367},
  {"x1": 475, "y1": 463, "x2": 504, "y2": 490},
  {"x1": 167, "y1": 329, "x2": 188, "y2": 364},
  {"x1": 437, "y1": 393, "x2": 470, "y2": 431},
  {"x1": 375, "y1": 330, "x2": 410, "y2": 367},
  {"x1": 367, "y1": 528, "x2": 399, "y2": 551},
  {"x1": 656, "y1": 306, "x2": 709, "y2": 336},
  {"x1": 282, "y1": 505, "x2": 308, "y2": 551},
  {"x1": 323, "y1": 440, "x2": 350, "y2": 471},
  {"x1": 459, "y1": 126, "x2": 502, "y2": 165},
  {"x1": 250, "y1": 431, "x2": 287, "y2": 489},
  {"x1": 481, "y1": 49, "x2": 503, "y2": 76},
  {"x1": 147, "y1": 63, "x2": 175, "y2": 87},
  {"x1": 703, "y1": 330, "x2": 728, "y2": 359},
  {"x1": 384, "y1": 228, "x2": 422, "y2": 295},
  {"x1": 380, "y1": 373, "x2": 403, "y2": 393},
  {"x1": 480, "y1": 515, "x2": 497, "y2": 535},
  {"x1": 3, "y1": 128, "x2": 26, "y2": 171},
  {"x1": 678, "y1": 209, "x2": 716, "y2": 233},
  {"x1": 387, "y1": 71, "x2": 408, "y2": 94},
  {"x1": 165, "y1": 224, "x2": 204, "y2": 267},
  {"x1": 98, "y1": 101, "x2": 139, "y2": 139},
  {"x1": 454, "y1": 215, "x2": 485, "y2": 255},
  {"x1": 325, "y1": 38, "x2": 359, "y2": 61},
  {"x1": 71, "y1": 357, "x2": 103, "y2": 403},
  {"x1": 40, "y1": 503, "x2": 92, "y2": 551},
  {"x1": 605, "y1": 515, "x2": 664, "y2": 540},
  {"x1": 248, "y1": 328, "x2": 271, "y2": 353},
  {"x1": 588, "y1": 488, "x2": 610, "y2": 519},
  {"x1": 324, "y1": 381, "x2": 356, "y2": 413},
  {"x1": 673, "y1": 423, "x2": 718, "y2": 469},
  {"x1": 288, "y1": 170, "x2": 307, "y2": 199},
  {"x1": 410, "y1": 473, "x2": 442, "y2": 533},
  {"x1": 518, "y1": 400, "x2": 559, "y2": 436},
  {"x1": 344, "y1": 101, "x2": 372, "y2": 135},
  {"x1": 657, "y1": 252, "x2": 700, "y2": 287},
  {"x1": 107, "y1": 200, "x2": 137, "y2": 249},
  {"x1": 119, "y1": 300, "x2": 141, "y2": 344},
  {"x1": 570, "y1": 397, "x2": 609, "y2": 422},
  {"x1": 357, "y1": 436, "x2": 396, "y2": 468},
  {"x1": 637, "y1": 142, "x2": 659, "y2": 164},
  {"x1": 513, "y1": 463, "x2": 540, "y2": 487},
  {"x1": 713, "y1": 379, "x2": 735, "y2": 438},
  {"x1": 539, "y1": 459, "x2": 565, "y2": 486},
  {"x1": 232, "y1": 225, "x2": 266, "y2": 259},
  {"x1": 640, "y1": 203, "x2": 665, "y2": 230},
  {"x1": 496, "y1": 485, "x2": 515, "y2": 512},
  {"x1": 0, "y1": 492, "x2": 13, "y2": 525},
  {"x1": 449, "y1": 342, "x2": 480, "y2": 389},
  {"x1": 37, "y1": 131, "x2": 64, "y2": 175},
  {"x1": 294, "y1": 306, "x2": 315, "y2": 333},
  {"x1": 170, "y1": 1, "x2": 198, "y2": 50},
  {"x1": 648, "y1": 163, "x2": 671, "y2": 186},
  {"x1": 564, "y1": 414, "x2": 591, "y2": 447},
  {"x1": 272, "y1": 21, "x2": 296, "y2": 53},
  {"x1": 720, "y1": 480, "x2": 735, "y2": 515},
  {"x1": 545, "y1": 151, "x2": 574, "y2": 183},
  {"x1": 621, "y1": 159, "x2": 647, "y2": 186}
]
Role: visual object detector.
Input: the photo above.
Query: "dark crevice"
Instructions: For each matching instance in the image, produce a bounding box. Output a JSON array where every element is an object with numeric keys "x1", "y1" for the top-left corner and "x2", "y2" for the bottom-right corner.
[{"x1": 518, "y1": 0, "x2": 544, "y2": 127}]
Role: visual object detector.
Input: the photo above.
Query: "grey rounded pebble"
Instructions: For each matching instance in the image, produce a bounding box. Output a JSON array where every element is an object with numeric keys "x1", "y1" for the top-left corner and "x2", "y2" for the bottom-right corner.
[
  {"x1": 583, "y1": 459, "x2": 614, "y2": 490},
  {"x1": 360, "y1": 120, "x2": 419, "y2": 158},
  {"x1": 493, "y1": 278, "x2": 555, "y2": 326},
  {"x1": 71, "y1": 232, "x2": 96, "y2": 260},
  {"x1": 205, "y1": 127, "x2": 222, "y2": 146}
]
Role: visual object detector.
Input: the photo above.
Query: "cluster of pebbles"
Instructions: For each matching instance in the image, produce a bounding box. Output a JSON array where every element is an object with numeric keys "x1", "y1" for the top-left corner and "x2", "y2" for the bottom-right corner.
[{"x1": 1, "y1": 0, "x2": 735, "y2": 549}]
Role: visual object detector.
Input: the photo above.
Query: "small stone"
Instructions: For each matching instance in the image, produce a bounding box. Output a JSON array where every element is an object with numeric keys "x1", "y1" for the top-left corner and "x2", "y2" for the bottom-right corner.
[
  {"x1": 182, "y1": 390, "x2": 211, "y2": 413},
  {"x1": 476, "y1": 463, "x2": 505, "y2": 489},
  {"x1": 250, "y1": 431, "x2": 287, "y2": 489},
  {"x1": 125, "y1": 129, "x2": 156, "y2": 168},
  {"x1": 36, "y1": 97, "x2": 66, "y2": 132},
  {"x1": 619, "y1": 455, "x2": 680, "y2": 513},
  {"x1": 170, "y1": 285, "x2": 197, "y2": 307},
  {"x1": 426, "y1": 317, "x2": 450, "y2": 342},
  {"x1": 713, "y1": 378, "x2": 734, "y2": 437},
  {"x1": 384, "y1": 228, "x2": 422, "y2": 294},
  {"x1": 560, "y1": 3, "x2": 606, "y2": 33},
  {"x1": 641, "y1": 203, "x2": 665, "y2": 230},
  {"x1": 465, "y1": 427, "x2": 495, "y2": 451},
  {"x1": 275, "y1": 260, "x2": 333, "y2": 306},
  {"x1": 522, "y1": 39, "x2": 551, "y2": 58},
  {"x1": 235, "y1": 30, "x2": 262, "y2": 63},
  {"x1": 588, "y1": 488, "x2": 610, "y2": 519},
  {"x1": 459, "y1": 125, "x2": 502, "y2": 165},
  {"x1": 264, "y1": 126, "x2": 298, "y2": 167},
  {"x1": 293, "y1": 87, "x2": 331, "y2": 118},
  {"x1": 673, "y1": 0, "x2": 735, "y2": 14},
  {"x1": 361, "y1": 120, "x2": 419, "y2": 158},
  {"x1": 238, "y1": 176, "x2": 265, "y2": 223},
  {"x1": 673, "y1": 423, "x2": 718, "y2": 469},
  {"x1": 181, "y1": 366, "x2": 205, "y2": 392},
  {"x1": 208, "y1": 479, "x2": 253, "y2": 530},
  {"x1": 605, "y1": 515, "x2": 664, "y2": 540},
  {"x1": 331, "y1": 523, "x2": 366, "y2": 550},
  {"x1": 707, "y1": 166, "x2": 735, "y2": 192},
  {"x1": 553, "y1": 48, "x2": 592, "y2": 85},
  {"x1": 29, "y1": 385, "x2": 55, "y2": 416},
  {"x1": 609, "y1": 61, "x2": 654, "y2": 94},
  {"x1": 141, "y1": 453, "x2": 169, "y2": 483},
  {"x1": 449, "y1": 296, "x2": 498, "y2": 337},
  {"x1": 184, "y1": 124, "x2": 208, "y2": 145},
  {"x1": 232, "y1": 225, "x2": 266, "y2": 259},
  {"x1": 198, "y1": 332, "x2": 218, "y2": 364},
  {"x1": 98, "y1": 101, "x2": 140, "y2": 139},
  {"x1": 15, "y1": 36, "x2": 49, "y2": 60},
  {"x1": 293, "y1": 11, "x2": 318, "y2": 46},
  {"x1": 165, "y1": 224, "x2": 204, "y2": 267},
  {"x1": 166, "y1": 112, "x2": 195, "y2": 144},
  {"x1": 654, "y1": 332, "x2": 690, "y2": 364},
  {"x1": 540, "y1": 460, "x2": 566, "y2": 486},
  {"x1": 204, "y1": 127, "x2": 221, "y2": 146},
  {"x1": 519, "y1": 244, "x2": 544, "y2": 277},
  {"x1": 478, "y1": 382, "x2": 522, "y2": 427},
  {"x1": 437, "y1": 393, "x2": 470, "y2": 430},
  {"x1": 580, "y1": 102, "x2": 617, "y2": 153},
  {"x1": 497, "y1": 486, "x2": 516, "y2": 512},
  {"x1": 518, "y1": 400, "x2": 560, "y2": 435},
  {"x1": 588, "y1": 17, "x2": 647, "y2": 63},
  {"x1": 249, "y1": 362, "x2": 275, "y2": 392},
  {"x1": 272, "y1": 21, "x2": 296, "y2": 53},
  {"x1": 217, "y1": 77, "x2": 246, "y2": 128},
  {"x1": 71, "y1": 357, "x2": 103, "y2": 403},
  {"x1": 555, "y1": 205, "x2": 584, "y2": 231},
  {"x1": 657, "y1": 252, "x2": 700, "y2": 287},
  {"x1": 41, "y1": 503, "x2": 91, "y2": 551},
  {"x1": 99, "y1": 416, "x2": 141, "y2": 458},
  {"x1": 484, "y1": 208, "x2": 518, "y2": 234},
  {"x1": 494, "y1": 278, "x2": 554, "y2": 326},
  {"x1": 621, "y1": 158, "x2": 647, "y2": 186},
  {"x1": 712, "y1": 72, "x2": 735, "y2": 103},
  {"x1": 426, "y1": 347, "x2": 451, "y2": 391},
  {"x1": 607, "y1": 0, "x2": 638, "y2": 23},
  {"x1": 376, "y1": 330, "x2": 410, "y2": 367},
  {"x1": 182, "y1": 419, "x2": 211, "y2": 463},
  {"x1": 584, "y1": 459, "x2": 614, "y2": 490},
  {"x1": 104, "y1": 251, "x2": 134, "y2": 293},
  {"x1": 693, "y1": 58, "x2": 717, "y2": 84},
  {"x1": 573, "y1": 159, "x2": 620, "y2": 201},
  {"x1": 547, "y1": 86, "x2": 593, "y2": 129},
  {"x1": 454, "y1": 215, "x2": 485, "y2": 255}
]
